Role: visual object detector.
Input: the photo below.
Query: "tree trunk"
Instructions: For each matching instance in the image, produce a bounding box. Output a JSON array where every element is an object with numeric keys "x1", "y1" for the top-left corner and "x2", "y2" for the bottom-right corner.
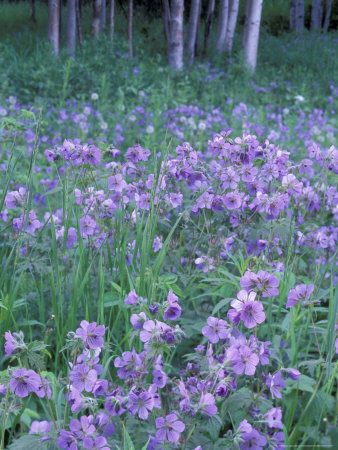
[
  {"x1": 109, "y1": 0, "x2": 115, "y2": 41},
  {"x1": 168, "y1": 0, "x2": 184, "y2": 70},
  {"x1": 242, "y1": 0, "x2": 252, "y2": 48},
  {"x1": 187, "y1": 0, "x2": 201, "y2": 64},
  {"x1": 48, "y1": 0, "x2": 60, "y2": 54},
  {"x1": 323, "y1": 0, "x2": 332, "y2": 31},
  {"x1": 225, "y1": 0, "x2": 239, "y2": 53},
  {"x1": 243, "y1": 0, "x2": 263, "y2": 72},
  {"x1": 311, "y1": 0, "x2": 324, "y2": 30},
  {"x1": 195, "y1": 0, "x2": 202, "y2": 56},
  {"x1": 128, "y1": 0, "x2": 133, "y2": 58},
  {"x1": 203, "y1": 0, "x2": 215, "y2": 55},
  {"x1": 100, "y1": 0, "x2": 106, "y2": 30},
  {"x1": 162, "y1": 0, "x2": 171, "y2": 43},
  {"x1": 67, "y1": 0, "x2": 76, "y2": 56},
  {"x1": 295, "y1": 0, "x2": 304, "y2": 31},
  {"x1": 92, "y1": 0, "x2": 102, "y2": 37},
  {"x1": 290, "y1": 0, "x2": 296, "y2": 29},
  {"x1": 59, "y1": 0, "x2": 62, "y2": 49},
  {"x1": 216, "y1": 0, "x2": 229, "y2": 53},
  {"x1": 76, "y1": 0, "x2": 83, "y2": 47},
  {"x1": 30, "y1": 0, "x2": 36, "y2": 23}
]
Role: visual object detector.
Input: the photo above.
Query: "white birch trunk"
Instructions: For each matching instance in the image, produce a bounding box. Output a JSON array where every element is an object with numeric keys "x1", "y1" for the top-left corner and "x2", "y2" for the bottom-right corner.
[
  {"x1": 48, "y1": 0, "x2": 60, "y2": 54},
  {"x1": 100, "y1": 0, "x2": 106, "y2": 30},
  {"x1": 195, "y1": 0, "x2": 202, "y2": 56},
  {"x1": 225, "y1": 0, "x2": 239, "y2": 53},
  {"x1": 187, "y1": 0, "x2": 201, "y2": 64},
  {"x1": 92, "y1": 0, "x2": 102, "y2": 37},
  {"x1": 242, "y1": 0, "x2": 252, "y2": 48},
  {"x1": 243, "y1": 0, "x2": 263, "y2": 73},
  {"x1": 311, "y1": 0, "x2": 324, "y2": 30},
  {"x1": 295, "y1": 0, "x2": 304, "y2": 31},
  {"x1": 323, "y1": 0, "x2": 332, "y2": 31},
  {"x1": 109, "y1": 0, "x2": 114, "y2": 41},
  {"x1": 67, "y1": 0, "x2": 76, "y2": 56},
  {"x1": 204, "y1": 0, "x2": 215, "y2": 54},
  {"x1": 168, "y1": 0, "x2": 184, "y2": 70},
  {"x1": 216, "y1": 0, "x2": 229, "y2": 53},
  {"x1": 128, "y1": 0, "x2": 133, "y2": 58},
  {"x1": 162, "y1": 0, "x2": 171, "y2": 43}
]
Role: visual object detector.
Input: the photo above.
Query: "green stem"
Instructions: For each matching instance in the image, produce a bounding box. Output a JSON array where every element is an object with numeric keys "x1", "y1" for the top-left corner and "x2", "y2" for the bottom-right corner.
[{"x1": 0, "y1": 388, "x2": 9, "y2": 450}]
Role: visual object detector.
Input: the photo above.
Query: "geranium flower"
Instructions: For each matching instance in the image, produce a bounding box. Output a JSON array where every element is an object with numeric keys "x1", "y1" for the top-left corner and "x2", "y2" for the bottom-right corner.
[
  {"x1": 75, "y1": 321, "x2": 105, "y2": 349},
  {"x1": 202, "y1": 317, "x2": 230, "y2": 343},
  {"x1": 286, "y1": 284, "x2": 314, "y2": 308},
  {"x1": 9, "y1": 368, "x2": 41, "y2": 398},
  {"x1": 155, "y1": 413, "x2": 185, "y2": 442},
  {"x1": 127, "y1": 388, "x2": 154, "y2": 420},
  {"x1": 69, "y1": 364, "x2": 97, "y2": 392}
]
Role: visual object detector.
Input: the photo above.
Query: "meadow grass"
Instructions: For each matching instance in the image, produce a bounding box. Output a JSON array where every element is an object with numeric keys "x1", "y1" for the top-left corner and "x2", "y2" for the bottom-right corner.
[{"x1": 0, "y1": 2, "x2": 337, "y2": 449}]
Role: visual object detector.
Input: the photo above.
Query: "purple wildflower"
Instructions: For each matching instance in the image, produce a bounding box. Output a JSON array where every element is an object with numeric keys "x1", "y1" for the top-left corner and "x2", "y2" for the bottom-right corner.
[
  {"x1": 69, "y1": 364, "x2": 97, "y2": 392},
  {"x1": 4, "y1": 330, "x2": 26, "y2": 356},
  {"x1": 155, "y1": 413, "x2": 185, "y2": 443},
  {"x1": 224, "y1": 192, "x2": 242, "y2": 210},
  {"x1": 9, "y1": 368, "x2": 41, "y2": 398},
  {"x1": 198, "y1": 392, "x2": 217, "y2": 416},
  {"x1": 130, "y1": 312, "x2": 147, "y2": 330},
  {"x1": 75, "y1": 321, "x2": 105, "y2": 349},
  {"x1": 95, "y1": 412, "x2": 115, "y2": 437},
  {"x1": 266, "y1": 407, "x2": 283, "y2": 429},
  {"x1": 114, "y1": 348, "x2": 142, "y2": 379},
  {"x1": 69, "y1": 415, "x2": 95, "y2": 439},
  {"x1": 163, "y1": 290, "x2": 182, "y2": 321},
  {"x1": 57, "y1": 430, "x2": 78, "y2": 450},
  {"x1": 29, "y1": 421, "x2": 51, "y2": 440},
  {"x1": 153, "y1": 369, "x2": 167, "y2": 388},
  {"x1": 240, "y1": 429, "x2": 267, "y2": 450},
  {"x1": 168, "y1": 192, "x2": 183, "y2": 208},
  {"x1": 80, "y1": 215, "x2": 97, "y2": 238},
  {"x1": 153, "y1": 236, "x2": 162, "y2": 252},
  {"x1": 229, "y1": 290, "x2": 266, "y2": 328},
  {"x1": 127, "y1": 388, "x2": 154, "y2": 420},
  {"x1": 240, "y1": 270, "x2": 280, "y2": 297},
  {"x1": 82, "y1": 436, "x2": 110, "y2": 450},
  {"x1": 265, "y1": 371, "x2": 286, "y2": 399},
  {"x1": 202, "y1": 317, "x2": 230, "y2": 343},
  {"x1": 227, "y1": 345, "x2": 259, "y2": 376},
  {"x1": 283, "y1": 368, "x2": 301, "y2": 380},
  {"x1": 286, "y1": 284, "x2": 314, "y2": 308}
]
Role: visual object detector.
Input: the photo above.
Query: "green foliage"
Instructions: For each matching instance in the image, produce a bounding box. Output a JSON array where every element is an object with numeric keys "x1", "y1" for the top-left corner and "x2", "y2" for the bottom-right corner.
[{"x1": 0, "y1": 2, "x2": 337, "y2": 449}]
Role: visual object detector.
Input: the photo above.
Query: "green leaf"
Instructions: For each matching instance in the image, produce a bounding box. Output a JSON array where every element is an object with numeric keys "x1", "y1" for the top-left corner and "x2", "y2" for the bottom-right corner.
[
  {"x1": 290, "y1": 374, "x2": 316, "y2": 393},
  {"x1": 141, "y1": 439, "x2": 150, "y2": 450},
  {"x1": 123, "y1": 424, "x2": 135, "y2": 450},
  {"x1": 225, "y1": 388, "x2": 253, "y2": 426},
  {"x1": 7, "y1": 435, "x2": 59, "y2": 449},
  {"x1": 212, "y1": 298, "x2": 232, "y2": 315}
]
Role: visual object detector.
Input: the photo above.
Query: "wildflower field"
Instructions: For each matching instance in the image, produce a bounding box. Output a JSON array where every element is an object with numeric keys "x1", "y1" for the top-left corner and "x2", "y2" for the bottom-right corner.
[{"x1": 0, "y1": 3, "x2": 337, "y2": 449}]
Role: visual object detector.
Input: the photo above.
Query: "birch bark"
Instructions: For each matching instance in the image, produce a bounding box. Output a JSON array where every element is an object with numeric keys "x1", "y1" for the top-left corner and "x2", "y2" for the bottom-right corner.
[
  {"x1": 187, "y1": 0, "x2": 201, "y2": 64},
  {"x1": 109, "y1": 0, "x2": 115, "y2": 41},
  {"x1": 243, "y1": 0, "x2": 263, "y2": 72},
  {"x1": 216, "y1": 0, "x2": 229, "y2": 53},
  {"x1": 48, "y1": 0, "x2": 60, "y2": 54},
  {"x1": 225, "y1": 0, "x2": 239, "y2": 53},
  {"x1": 168, "y1": 0, "x2": 184, "y2": 70},
  {"x1": 204, "y1": 0, "x2": 215, "y2": 54},
  {"x1": 67, "y1": 0, "x2": 77, "y2": 56},
  {"x1": 92, "y1": 0, "x2": 102, "y2": 37}
]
